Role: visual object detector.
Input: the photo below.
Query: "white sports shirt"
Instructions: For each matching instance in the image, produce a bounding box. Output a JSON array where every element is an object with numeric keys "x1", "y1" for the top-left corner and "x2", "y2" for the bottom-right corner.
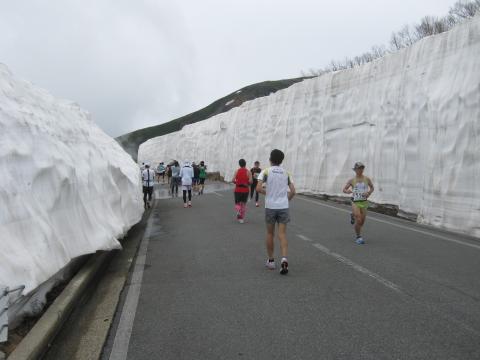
[
  {"x1": 180, "y1": 165, "x2": 194, "y2": 186},
  {"x1": 258, "y1": 166, "x2": 293, "y2": 209},
  {"x1": 142, "y1": 168, "x2": 155, "y2": 188}
]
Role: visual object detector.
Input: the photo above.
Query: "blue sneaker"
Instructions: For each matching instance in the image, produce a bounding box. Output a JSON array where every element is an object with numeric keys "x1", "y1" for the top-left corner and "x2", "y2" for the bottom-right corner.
[{"x1": 355, "y1": 237, "x2": 365, "y2": 245}]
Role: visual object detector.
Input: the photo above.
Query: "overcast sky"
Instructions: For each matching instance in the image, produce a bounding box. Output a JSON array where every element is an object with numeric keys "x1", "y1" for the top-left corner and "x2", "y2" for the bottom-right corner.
[{"x1": 0, "y1": 0, "x2": 455, "y2": 137}]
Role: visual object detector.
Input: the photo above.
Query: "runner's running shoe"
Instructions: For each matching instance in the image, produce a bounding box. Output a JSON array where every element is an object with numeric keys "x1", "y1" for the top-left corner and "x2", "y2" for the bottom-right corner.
[
  {"x1": 239, "y1": 219, "x2": 244, "y2": 224},
  {"x1": 188, "y1": 201, "x2": 192, "y2": 208},
  {"x1": 355, "y1": 236, "x2": 365, "y2": 245},
  {"x1": 265, "y1": 259, "x2": 276, "y2": 270},
  {"x1": 255, "y1": 202, "x2": 259, "y2": 207},
  {"x1": 280, "y1": 258, "x2": 289, "y2": 275},
  {"x1": 183, "y1": 203, "x2": 188, "y2": 208}
]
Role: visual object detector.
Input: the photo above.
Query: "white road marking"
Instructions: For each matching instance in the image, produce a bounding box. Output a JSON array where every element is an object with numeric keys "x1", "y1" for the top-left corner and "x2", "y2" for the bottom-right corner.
[
  {"x1": 297, "y1": 234, "x2": 401, "y2": 293},
  {"x1": 312, "y1": 242, "x2": 401, "y2": 293},
  {"x1": 297, "y1": 196, "x2": 480, "y2": 251},
  {"x1": 213, "y1": 191, "x2": 224, "y2": 197},
  {"x1": 297, "y1": 234, "x2": 312, "y2": 241},
  {"x1": 109, "y1": 214, "x2": 153, "y2": 360}
]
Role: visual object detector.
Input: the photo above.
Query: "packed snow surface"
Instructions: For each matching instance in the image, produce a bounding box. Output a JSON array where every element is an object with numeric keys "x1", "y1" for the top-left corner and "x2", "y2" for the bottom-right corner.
[
  {"x1": 139, "y1": 17, "x2": 480, "y2": 237},
  {"x1": 0, "y1": 64, "x2": 143, "y2": 306}
]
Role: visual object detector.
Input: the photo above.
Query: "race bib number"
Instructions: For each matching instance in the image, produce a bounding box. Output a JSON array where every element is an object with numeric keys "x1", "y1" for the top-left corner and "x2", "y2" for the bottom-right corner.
[{"x1": 353, "y1": 190, "x2": 367, "y2": 202}]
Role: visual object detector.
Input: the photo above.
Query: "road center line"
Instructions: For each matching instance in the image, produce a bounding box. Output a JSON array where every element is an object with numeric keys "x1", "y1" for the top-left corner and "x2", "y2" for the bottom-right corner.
[
  {"x1": 297, "y1": 196, "x2": 480, "y2": 251},
  {"x1": 109, "y1": 212, "x2": 153, "y2": 360},
  {"x1": 297, "y1": 234, "x2": 313, "y2": 241},
  {"x1": 297, "y1": 234, "x2": 401, "y2": 293}
]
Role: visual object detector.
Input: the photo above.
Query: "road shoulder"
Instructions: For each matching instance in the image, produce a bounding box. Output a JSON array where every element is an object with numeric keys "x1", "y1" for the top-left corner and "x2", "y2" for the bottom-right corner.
[{"x1": 42, "y1": 208, "x2": 152, "y2": 360}]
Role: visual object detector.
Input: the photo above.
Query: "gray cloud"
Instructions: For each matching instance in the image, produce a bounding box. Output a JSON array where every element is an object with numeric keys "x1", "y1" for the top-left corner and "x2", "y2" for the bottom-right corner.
[{"x1": 0, "y1": 0, "x2": 454, "y2": 137}]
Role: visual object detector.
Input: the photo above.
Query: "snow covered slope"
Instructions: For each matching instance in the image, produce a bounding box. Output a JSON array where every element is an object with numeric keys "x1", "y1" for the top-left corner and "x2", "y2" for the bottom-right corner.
[
  {"x1": 0, "y1": 64, "x2": 143, "y2": 305},
  {"x1": 139, "y1": 16, "x2": 480, "y2": 237}
]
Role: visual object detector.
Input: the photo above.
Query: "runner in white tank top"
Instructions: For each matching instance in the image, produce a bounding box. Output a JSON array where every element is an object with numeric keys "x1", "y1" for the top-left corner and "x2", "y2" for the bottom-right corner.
[{"x1": 257, "y1": 149, "x2": 296, "y2": 275}]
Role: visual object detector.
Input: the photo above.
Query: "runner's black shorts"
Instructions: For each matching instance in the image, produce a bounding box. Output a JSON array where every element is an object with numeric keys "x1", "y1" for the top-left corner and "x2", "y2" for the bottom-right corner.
[
  {"x1": 199, "y1": 178, "x2": 205, "y2": 185},
  {"x1": 234, "y1": 192, "x2": 249, "y2": 203}
]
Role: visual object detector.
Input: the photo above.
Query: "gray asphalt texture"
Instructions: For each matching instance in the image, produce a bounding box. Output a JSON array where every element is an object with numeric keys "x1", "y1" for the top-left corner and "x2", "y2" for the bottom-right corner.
[{"x1": 120, "y1": 185, "x2": 480, "y2": 360}]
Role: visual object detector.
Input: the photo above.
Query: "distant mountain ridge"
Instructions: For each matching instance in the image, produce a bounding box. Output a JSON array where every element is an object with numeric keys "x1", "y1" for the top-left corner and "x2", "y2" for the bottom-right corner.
[{"x1": 115, "y1": 77, "x2": 308, "y2": 160}]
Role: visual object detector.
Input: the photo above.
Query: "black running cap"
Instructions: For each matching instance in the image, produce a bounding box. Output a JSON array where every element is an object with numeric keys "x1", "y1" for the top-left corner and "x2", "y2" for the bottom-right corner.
[{"x1": 353, "y1": 162, "x2": 365, "y2": 169}]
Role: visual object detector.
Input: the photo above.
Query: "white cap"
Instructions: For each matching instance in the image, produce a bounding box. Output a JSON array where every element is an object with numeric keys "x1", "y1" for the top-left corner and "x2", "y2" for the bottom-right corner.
[{"x1": 353, "y1": 162, "x2": 365, "y2": 170}]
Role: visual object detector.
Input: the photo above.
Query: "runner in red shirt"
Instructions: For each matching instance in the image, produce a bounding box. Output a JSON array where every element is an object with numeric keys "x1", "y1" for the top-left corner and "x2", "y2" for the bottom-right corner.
[{"x1": 232, "y1": 159, "x2": 253, "y2": 224}]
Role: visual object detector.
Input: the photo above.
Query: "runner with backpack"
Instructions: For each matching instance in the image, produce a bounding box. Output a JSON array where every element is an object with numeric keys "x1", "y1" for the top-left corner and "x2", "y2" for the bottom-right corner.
[{"x1": 142, "y1": 162, "x2": 155, "y2": 209}]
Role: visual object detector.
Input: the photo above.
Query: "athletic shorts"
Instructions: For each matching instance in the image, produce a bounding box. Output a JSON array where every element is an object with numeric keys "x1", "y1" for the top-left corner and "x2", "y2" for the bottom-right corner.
[
  {"x1": 192, "y1": 178, "x2": 199, "y2": 185},
  {"x1": 234, "y1": 192, "x2": 249, "y2": 203},
  {"x1": 265, "y1": 208, "x2": 290, "y2": 224},
  {"x1": 182, "y1": 185, "x2": 192, "y2": 191},
  {"x1": 199, "y1": 178, "x2": 206, "y2": 185},
  {"x1": 353, "y1": 201, "x2": 369, "y2": 209}
]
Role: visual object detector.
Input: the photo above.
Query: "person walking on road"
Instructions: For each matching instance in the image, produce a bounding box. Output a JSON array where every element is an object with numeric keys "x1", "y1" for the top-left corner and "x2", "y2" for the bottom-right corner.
[
  {"x1": 170, "y1": 161, "x2": 180, "y2": 197},
  {"x1": 342, "y1": 162, "x2": 374, "y2": 245},
  {"x1": 166, "y1": 164, "x2": 172, "y2": 185},
  {"x1": 257, "y1": 149, "x2": 296, "y2": 275},
  {"x1": 180, "y1": 161, "x2": 194, "y2": 208},
  {"x1": 142, "y1": 162, "x2": 155, "y2": 209},
  {"x1": 198, "y1": 161, "x2": 207, "y2": 195},
  {"x1": 250, "y1": 161, "x2": 262, "y2": 207},
  {"x1": 192, "y1": 162, "x2": 200, "y2": 193},
  {"x1": 232, "y1": 159, "x2": 252, "y2": 224},
  {"x1": 157, "y1": 162, "x2": 166, "y2": 184}
]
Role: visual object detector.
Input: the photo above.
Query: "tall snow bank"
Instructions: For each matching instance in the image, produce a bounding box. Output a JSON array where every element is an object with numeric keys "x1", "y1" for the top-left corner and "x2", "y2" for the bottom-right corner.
[
  {"x1": 139, "y1": 16, "x2": 480, "y2": 237},
  {"x1": 0, "y1": 64, "x2": 143, "y2": 298}
]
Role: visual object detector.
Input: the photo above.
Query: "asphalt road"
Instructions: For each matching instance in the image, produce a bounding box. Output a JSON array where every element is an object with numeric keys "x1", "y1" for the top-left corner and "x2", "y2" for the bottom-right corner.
[{"x1": 104, "y1": 184, "x2": 480, "y2": 360}]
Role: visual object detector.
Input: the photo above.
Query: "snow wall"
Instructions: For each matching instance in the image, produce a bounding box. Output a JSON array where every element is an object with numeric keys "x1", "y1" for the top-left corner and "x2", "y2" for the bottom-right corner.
[
  {"x1": 0, "y1": 64, "x2": 144, "y2": 322},
  {"x1": 138, "y1": 16, "x2": 480, "y2": 237}
]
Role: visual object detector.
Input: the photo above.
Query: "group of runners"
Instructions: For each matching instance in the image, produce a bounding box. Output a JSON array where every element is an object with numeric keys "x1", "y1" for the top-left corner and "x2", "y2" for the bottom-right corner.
[
  {"x1": 141, "y1": 160, "x2": 207, "y2": 209},
  {"x1": 141, "y1": 150, "x2": 374, "y2": 275}
]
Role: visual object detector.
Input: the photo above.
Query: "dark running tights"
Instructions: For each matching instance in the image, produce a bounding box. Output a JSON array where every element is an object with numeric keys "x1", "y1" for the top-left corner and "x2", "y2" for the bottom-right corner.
[
  {"x1": 250, "y1": 182, "x2": 259, "y2": 202},
  {"x1": 171, "y1": 181, "x2": 178, "y2": 194},
  {"x1": 143, "y1": 187, "x2": 153, "y2": 204},
  {"x1": 183, "y1": 190, "x2": 192, "y2": 203}
]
